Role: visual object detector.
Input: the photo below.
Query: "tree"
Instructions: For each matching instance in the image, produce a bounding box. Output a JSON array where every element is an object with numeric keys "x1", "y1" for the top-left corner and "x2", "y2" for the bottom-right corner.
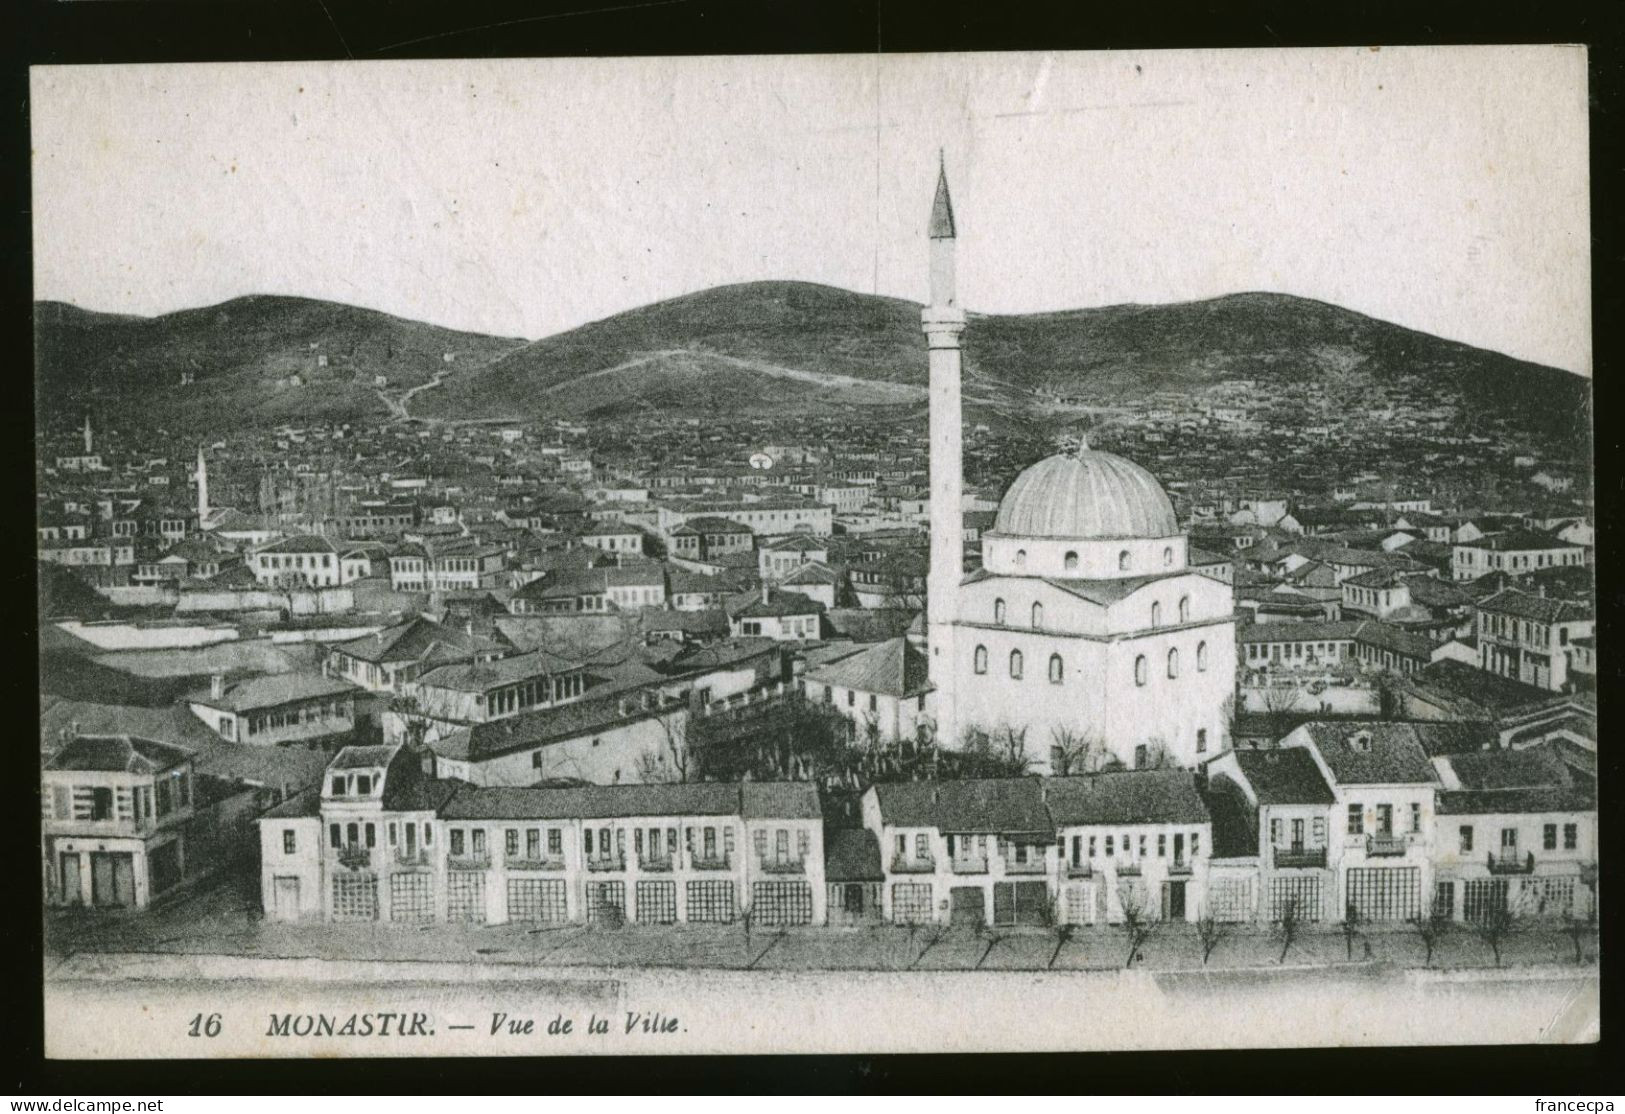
[
  {"x1": 1048, "y1": 897, "x2": 1078, "y2": 969},
  {"x1": 1411, "y1": 908, "x2": 1452, "y2": 968},
  {"x1": 1196, "y1": 911, "x2": 1228, "y2": 966},
  {"x1": 387, "y1": 693, "x2": 430, "y2": 749},
  {"x1": 634, "y1": 707, "x2": 690, "y2": 784},
  {"x1": 1117, "y1": 883, "x2": 1159, "y2": 968},
  {"x1": 1260, "y1": 684, "x2": 1301, "y2": 741},
  {"x1": 1048, "y1": 726, "x2": 1103, "y2": 777},
  {"x1": 1273, "y1": 894, "x2": 1303, "y2": 964},
  {"x1": 1562, "y1": 910, "x2": 1597, "y2": 966},
  {"x1": 1473, "y1": 899, "x2": 1519, "y2": 968},
  {"x1": 1342, "y1": 902, "x2": 1362, "y2": 961},
  {"x1": 1374, "y1": 669, "x2": 1404, "y2": 720}
]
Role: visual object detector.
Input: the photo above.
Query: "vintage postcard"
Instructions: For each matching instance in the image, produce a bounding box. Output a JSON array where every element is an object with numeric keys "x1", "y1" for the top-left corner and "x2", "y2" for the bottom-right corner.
[{"x1": 33, "y1": 47, "x2": 1596, "y2": 1058}]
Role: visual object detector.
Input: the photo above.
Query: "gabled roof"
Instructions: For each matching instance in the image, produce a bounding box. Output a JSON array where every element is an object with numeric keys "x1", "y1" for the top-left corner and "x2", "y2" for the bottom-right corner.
[
  {"x1": 332, "y1": 616, "x2": 498, "y2": 665},
  {"x1": 872, "y1": 778, "x2": 1051, "y2": 833},
  {"x1": 824, "y1": 828, "x2": 884, "y2": 882},
  {"x1": 189, "y1": 673, "x2": 356, "y2": 713},
  {"x1": 45, "y1": 733, "x2": 192, "y2": 774},
  {"x1": 438, "y1": 780, "x2": 819, "y2": 821},
  {"x1": 1478, "y1": 588, "x2": 1591, "y2": 624},
  {"x1": 1295, "y1": 722, "x2": 1439, "y2": 786},
  {"x1": 1226, "y1": 747, "x2": 1335, "y2": 805},
  {"x1": 257, "y1": 534, "x2": 336, "y2": 554},
  {"x1": 804, "y1": 636, "x2": 929, "y2": 698},
  {"x1": 415, "y1": 647, "x2": 582, "y2": 693},
  {"x1": 729, "y1": 588, "x2": 824, "y2": 619},
  {"x1": 330, "y1": 744, "x2": 399, "y2": 770},
  {"x1": 1043, "y1": 769, "x2": 1211, "y2": 826}
]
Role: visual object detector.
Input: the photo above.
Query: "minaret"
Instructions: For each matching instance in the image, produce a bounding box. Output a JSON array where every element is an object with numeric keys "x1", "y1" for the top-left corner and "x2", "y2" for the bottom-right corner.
[
  {"x1": 196, "y1": 445, "x2": 210, "y2": 523},
  {"x1": 82, "y1": 413, "x2": 93, "y2": 455},
  {"x1": 924, "y1": 156, "x2": 967, "y2": 749}
]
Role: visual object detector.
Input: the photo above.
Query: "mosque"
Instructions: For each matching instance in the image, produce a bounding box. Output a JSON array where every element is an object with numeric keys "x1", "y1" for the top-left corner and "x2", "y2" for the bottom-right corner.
[{"x1": 921, "y1": 163, "x2": 1237, "y2": 773}]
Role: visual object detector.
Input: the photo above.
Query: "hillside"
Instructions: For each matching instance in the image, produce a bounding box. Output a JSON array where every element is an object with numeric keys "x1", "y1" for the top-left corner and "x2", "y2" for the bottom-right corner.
[
  {"x1": 35, "y1": 283, "x2": 1590, "y2": 441},
  {"x1": 34, "y1": 295, "x2": 529, "y2": 429}
]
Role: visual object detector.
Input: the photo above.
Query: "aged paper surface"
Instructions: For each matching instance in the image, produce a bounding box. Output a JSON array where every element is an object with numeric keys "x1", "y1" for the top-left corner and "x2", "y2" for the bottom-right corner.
[{"x1": 34, "y1": 47, "x2": 1595, "y2": 1058}]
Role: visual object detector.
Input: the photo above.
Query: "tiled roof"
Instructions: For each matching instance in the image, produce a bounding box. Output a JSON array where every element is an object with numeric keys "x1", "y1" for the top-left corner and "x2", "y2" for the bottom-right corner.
[
  {"x1": 45, "y1": 733, "x2": 193, "y2": 774},
  {"x1": 1297, "y1": 723, "x2": 1439, "y2": 786},
  {"x1": 1226, "y1": 747, "x2": 1336, "y2": 805},
  {"x1": 438, "y1": 780, "x2": 819, "y2": 821},
  {"x1": 258, "y1": 534, "x2": 337, "y2": 554},
  {"x1": 330, "y1": 744, "x2": 399, "y2": 770},
  {"x1": 1203, "y1": 775, "x2": 1260, "y2": 858},
  {"x1": 1238, "y1": 621, "x2": 1363, "y2": 643},
  {"x1": 430, "y1": 691, "x2": 678, "y2": 762},
  {"x1": 1477, "y1": 588, "x2": 1591, "y2": 624},
  {"x1": 1352, "y1": 620, "x2": 1437, "y2": 660},
  {"x1": 1043, "y1": 769, "x2": 1211, "y2": 826},
  {"x1": 189, "y1": 672, "x2": 356, "y2": 713},
  {"x1": 804, "y1": 637, "x2": 930, "y2": 699},
  {"x1": 872, "y1": 778, "x2": 1051, "y2": 833},
  {"x1": 415, "y1": 648, "x2": 581, "y2": 693}
]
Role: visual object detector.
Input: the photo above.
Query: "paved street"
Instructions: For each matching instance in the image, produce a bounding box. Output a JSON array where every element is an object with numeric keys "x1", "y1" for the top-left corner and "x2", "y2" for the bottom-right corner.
[{"x1": 47, "y1": 876, "x2": 1599, "y2": 975}]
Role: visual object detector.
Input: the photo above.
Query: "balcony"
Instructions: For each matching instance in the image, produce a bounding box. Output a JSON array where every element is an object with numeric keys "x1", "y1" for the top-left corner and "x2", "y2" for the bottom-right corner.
[
  {"x1": 689, "y1": 853, "x2": 732, "y2": 872},
  {"x1": 507, "y1": 856, "x2": 566, "y2": 872},
  {"x1": 889, "y1": 854, "x2": 936, "y2": 874},
  {"x1": 1365, "y1": 833, "x2": 1409, "y2": 857},
  {"x1": 1003, "y1": 857, "x2": 1048, "y2": 875},
  {"x1": 337, "y1": 845, "x2": 373, "y2": 871},
  {"x1": 1273, "y1": 846, "x2": 1328, "y2": 869},
  {"x1": 949, "y1": 856, "x2": 989, "y2": 875},
  {"x1": 759, "y1": 857, "x2": 806, "y2": 875},
  {"x1": 1115, "y1": 862, "x2": 1142, "y2": 877},
  {"x1": 393, "y1": 848, "x2": 430, "y2": 868},
  {"x1": 1065, "y1": 862, "x2": 1094, "y2": 879},
  {"x1": 638, "y1": 855, "x2": 675, "y2": 873},
  {"x1": 1167, "y1": 858, "x2": 1195, "y2": 876},
  {"x1": 447, "y1": 853, "x2": 491, "y2": 871},
  {"x1": 586, "y1": 853, "x2": 626, "y2": 873},
  {"x1": 1488, "y1": 851, "x2": 1535, "y2": 875}
]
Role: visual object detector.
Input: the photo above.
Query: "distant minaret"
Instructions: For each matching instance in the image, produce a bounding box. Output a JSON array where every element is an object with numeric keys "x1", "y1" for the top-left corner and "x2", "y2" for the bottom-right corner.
[
  {"x1": 82, "y1": 413, "x2": 93, "y2": 455},
  {"x1": 196, "y1": 445, "x2": 210, "y2": 523},
  {"x1": 924, "y1": 155, "x2": 967, "y2": 750}
]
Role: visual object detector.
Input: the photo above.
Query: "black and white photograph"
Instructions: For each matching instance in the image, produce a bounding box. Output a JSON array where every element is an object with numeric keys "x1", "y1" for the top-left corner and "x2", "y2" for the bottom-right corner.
[{"x1": 31, "y1": 46, "x2": 1598, "y2": 1058}]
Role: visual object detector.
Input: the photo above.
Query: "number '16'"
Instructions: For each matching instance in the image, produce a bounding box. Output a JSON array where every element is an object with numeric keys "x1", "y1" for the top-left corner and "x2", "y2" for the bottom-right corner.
[{"x1": 188, "y1": 1013, "x2": 222, "y2": 1038}]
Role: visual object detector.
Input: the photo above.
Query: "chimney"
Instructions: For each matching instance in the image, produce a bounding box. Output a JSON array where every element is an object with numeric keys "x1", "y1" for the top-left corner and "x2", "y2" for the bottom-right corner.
[
  {"x1": 761, "y1": 582, "x2": 770, "y2": 605},
  {"x1": 210, "y1": 673, "x2": 225, "y2": 700}
]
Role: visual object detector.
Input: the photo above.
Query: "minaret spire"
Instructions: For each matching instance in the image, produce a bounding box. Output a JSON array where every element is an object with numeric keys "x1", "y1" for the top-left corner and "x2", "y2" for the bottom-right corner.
[
  {"x1": 923, "y1": 155, "x2": 967, "y2": 751},
  {"x1": 196, "y1": 445, "x2": 210, "y2": 524},
  {"x1": 82, "y1": 412, "x2": 93, "y2": 455}
]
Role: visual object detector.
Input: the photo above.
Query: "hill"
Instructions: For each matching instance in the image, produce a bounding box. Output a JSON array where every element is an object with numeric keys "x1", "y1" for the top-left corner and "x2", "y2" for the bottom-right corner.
[
  {"x1": 34, "y1": 295, "x2": 529, "y2": 430},
  {"x1": 35, "y1": 283, "x2": 1589, "y2": 441}
]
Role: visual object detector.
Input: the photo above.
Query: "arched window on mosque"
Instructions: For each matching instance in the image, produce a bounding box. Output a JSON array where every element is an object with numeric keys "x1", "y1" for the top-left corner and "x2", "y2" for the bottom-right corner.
[
  {"x1": 1163, "y1": 546, "x2": 1175, "y2": 567},
  {"x1": 1197, "y1": 641, "x2": 1209, "y2": 672},
  {"x1": 994, "y1": 598, "x2": 1006, "y2": 624},
  {"x1": 1167, "y1": 648, "x2": 1180, "y2": 679},
  {"x1": 1031, "y1": 602, "x2": 1044, "y2": 630},
  {"x1": 973, "y1": 645, "x2": 988, "y2": 674},
  {"x1": 1118, "y1": 550, "x2": 1131, "y2": 572},
  {"x1": 1151, "y1": 602, "x2": 1162, "y2": 628},
  {"x1": 1048, "y1": 654, "x2": 1063, "y2": 684},
  {"x1": 1064, "y1": 550, "x2": 1079, "y2": 572},
  {"x1": 1178, "y1": 596, "x2": 1190, "y2": 623},
  {"x1": 1134, "y1": 655, "x2": 1148, "y2": 686},
  {"x1": 1015, "y1": 549, "x2": 1027, "y2": 569},
  {"x1": 1009, "y1": 650, "x2": 1024, "y2": 680}
]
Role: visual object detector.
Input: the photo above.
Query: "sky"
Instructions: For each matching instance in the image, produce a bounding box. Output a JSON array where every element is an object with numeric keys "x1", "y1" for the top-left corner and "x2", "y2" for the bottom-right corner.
[{"x1": 32, "y1": 47, "x2": 1591, "y2": 374}]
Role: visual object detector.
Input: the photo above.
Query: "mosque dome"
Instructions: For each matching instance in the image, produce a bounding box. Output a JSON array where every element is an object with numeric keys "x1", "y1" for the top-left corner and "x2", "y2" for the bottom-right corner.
[{"x1": 992, "y1": 448, "x2": 1179, "y2": 540}]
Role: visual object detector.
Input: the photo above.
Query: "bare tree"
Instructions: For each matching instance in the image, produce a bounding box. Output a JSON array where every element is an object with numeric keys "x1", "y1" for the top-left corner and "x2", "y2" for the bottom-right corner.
[
  {"x1": 1473, "y1": 897, "x2": 1520, "y2": 968},
  {"x1": 1273, "y1": 894, "x2": 1303, "y2": 964},
  {"x1": 1048, "y1": 897, "x2": 1078, "y2": 969},
  {"x1": 1196, "y1": 911, "x2": 1228, "y2": 966},
  {"x1": 1136, "y1": 737, "x2": 1173, "y2": 770},
  {"x1": 1048, "y1": 726, "x2": 1102, "y2": 777},
  {"x1": 1562, "y1": 910, "x2": 1597, "y2": 966},
  {"x1": 1411, "y1": 908, "x2": 1453, "y2": 968},
  {"x1": 1342, "y1": 902, "x2": 1362, "y2": 961},
  {"x1": 1117, "y1": 883, "x2": 1159, "y2": 968},
  {"x1": 387, "y1": 692, "x2": 430, "y2": 749},
  {"x1": 1260, "y1": 684, "x2": 1301, "y2": 741}
]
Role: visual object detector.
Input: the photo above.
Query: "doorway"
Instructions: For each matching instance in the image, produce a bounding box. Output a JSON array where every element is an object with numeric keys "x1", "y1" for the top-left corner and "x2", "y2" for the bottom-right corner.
[
  {"x1": 90, "y1": 852, "x2": 136, "y2": 907},
  {"x1": 59, "y1": 853, "x2": 83, "y2": 905},
  {"x1": 273, "y1": 876, "x2": 302, "y2": 921},
  {"x1": 949, "y1": 886, "x2": 985, "y2": 926},
  {"x1": 1162, "y1": 880, "x2": 1187, "y2": 921}
]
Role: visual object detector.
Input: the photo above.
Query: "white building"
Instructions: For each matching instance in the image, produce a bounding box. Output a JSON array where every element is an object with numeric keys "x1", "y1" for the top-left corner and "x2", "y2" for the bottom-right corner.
[{"x1": 920, "y1": 166, "x2": 1235, "y2": 771}]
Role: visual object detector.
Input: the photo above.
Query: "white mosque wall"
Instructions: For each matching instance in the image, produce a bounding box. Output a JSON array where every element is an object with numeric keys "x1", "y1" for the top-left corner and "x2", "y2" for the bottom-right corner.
[{"x1": 981, "y1": 534, "x2": 1188, "y2": 579}]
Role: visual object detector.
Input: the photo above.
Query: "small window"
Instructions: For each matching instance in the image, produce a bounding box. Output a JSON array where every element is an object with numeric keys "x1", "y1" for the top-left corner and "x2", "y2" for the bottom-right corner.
[
  {"x1": 1009, "y1": 650, "x2": 1024, "y2": 680},
  {"x1": 1564, "y1": 823, "x2": 1578, "y2": 850},
  {"x1": 1197, "y1": 641, "x2": 1209, "y2": 672},
  {"x1": 1167, "y1": 648, "x2": 1179, "y2": 678},
  {"x1": 1048, "y1": 654, "x2": 1063, "y2": 684},
  {"x1": 994, "y1": 598, "x2": 1006, "y2": 624},
  {"x1": 329, "y1": 824, "x2": 340, "y2": 850},
  {"x1": 1163, "y1": 546, "x2": 1174, "y2": 567},
  {"x1": 1134, "y1": 655, "x2": 1147, "y2": 686},
  {"x1": 1118, "y1": 550, "x2": 1131, "y2": 572},
  {"x1": 1014, "y1": 549, "x2": 1027, "y2": 569},
  {"x1": 1178, "y1": 596, "x2": 1190, "y2": 623},
  {"x1": 1410, "y1": 803, "x2": 1422, "y2": 834},
  {"x1": 1031, "y1": 602, "x2": 1044, "y2": 629},
  {"x1": 330, "y1": 776, "x2": 345, "y2": 796},
  {"x1": 1458, "y1": 825, "x2": 1473, "y2": 853},
  {"x1": 1543, "y1": 824, "x2": 1557, "y2": 851},
  {"x1": 974, "y1": 645, "x2": 988, "y2": 674},
  {"x1": 355, "y1": 775, "x2": 371, "y2": 796},
  {"x1": 1196, "y1": 728, "x2": 1207, "y2": 753},
  {"x1": 1064, "y1": 551, "x2": 1078, "y2": 572},
  {"x1": 1151, "y1": 602, "x2": 1162, "y2": 628},
  {"x1": 1347, "y1": 805, "x2": 1364, "y2": 836},
  {"x1": 283, "y1": 830, "x2": 297, "y2": 855}
]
